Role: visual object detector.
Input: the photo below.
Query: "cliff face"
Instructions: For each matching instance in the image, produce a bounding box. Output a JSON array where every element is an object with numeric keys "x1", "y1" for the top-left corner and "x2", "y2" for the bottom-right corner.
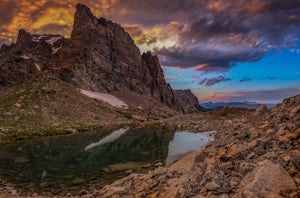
[
  {"x1": 54, "y1": 4, "x2": 177, "y2": 107},
  {"x1": 0, "y1": 3, "x2": 203, "y2": 113},
  {"x1": 174, "y1": 89, "x2": 205, "y2": 113}
]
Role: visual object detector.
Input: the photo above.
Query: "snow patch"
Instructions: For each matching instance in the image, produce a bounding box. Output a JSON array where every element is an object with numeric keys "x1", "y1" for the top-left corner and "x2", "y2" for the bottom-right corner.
[
  {"x1": 52, "y1": 46, "x2": 62, "y2": 54},
  {"x1": 32, "y1": 35, "x2": 47, "y2": 42},
  {"x1": 34, "y1": 63, "x2": 41, "y2": 72},
  {"x1": 21, "y1": 55, "x2": 30, "y2": 60},
  {"x1": 80, "y1": 89, "x2": 128, "y2": 108},
  {"x1": 46, "y1": 37, "x2": 62, "y2": 46}
]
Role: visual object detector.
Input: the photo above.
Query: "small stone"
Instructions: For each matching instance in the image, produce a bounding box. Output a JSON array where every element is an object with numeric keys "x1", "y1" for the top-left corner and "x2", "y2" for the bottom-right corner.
[
  {"x1": 10, "y1": 190, "x2": 17, "y2": 196},
  {"x1": 200, "y1": 187, "x2": 207, "y2": 193},
  {"x1": 289, "y1": 191, "x2": 298, "y2": 198},
  {"x1": 291, "y1": 151, "x2": 300, "y2": 168},
  {"x1": 4, "y1": 112, "x2": 13, "y2": 116},
  {"x1": 79, "y1": 189, "x2": 88, "y2": 196},
  {"x1": 154, "y1": 162, "x2": 163, "y2": 167},
  {"x1": 142, "y1": 163, "x2": 152, "y2": 168},
  {"x1": 14, "y1": 157, "x2": 30, "y2": 163},
  {"x1": 224, "y1": 120, "x2": 233, "y2": 125},
  {"x1": 290, "y1": 105, "x2": 300, "y2": 118},
  {"x1": 247, "y1": 152, "x2": 256, "y2": 159},
  {"x1": 102, "y1": 167, "x2": 110, "y2": 173},
  {"x1": 258, "y1": 123, "x2": 270, "y2": 131},
  {"x1": 125, "y1": 170, "x2": 133, "y2": 174},
  {"x1": 255, "y1": 105, "x2": 268, "y2": 114},
  {"x1": 230, "y1": 180, "x2": 239, "y2": 187},
  {"x1": 39, "y1": 182, "x2": 49, "y2": 188},
  {"x1": 205, "y1": 181, "x2": 219, "y2": 191},
  {"x1": 14, "y1": 103, "x2": 21, "y2": 108},
  {"x1": 72, "y1": 178, "x2": 86, "y2": 185},
  {"x1": 283, "y1": 155, "x2": 291, "y2": 162}
]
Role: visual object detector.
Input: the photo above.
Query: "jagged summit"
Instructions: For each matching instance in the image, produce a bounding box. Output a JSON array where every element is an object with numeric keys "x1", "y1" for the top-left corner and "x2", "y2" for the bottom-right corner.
[
  {"x1": 16, "y1": 29, "x2": 31, "y2": 45},
  {"x1": 55, "y1": 3, "x2": 181, "y2": 108},
  {"x1": 0, "y1": 3, "x2": 203, "y2": 113},
  {"x1": 73, "y1": 3, "x2": 96, "y2": 30}
]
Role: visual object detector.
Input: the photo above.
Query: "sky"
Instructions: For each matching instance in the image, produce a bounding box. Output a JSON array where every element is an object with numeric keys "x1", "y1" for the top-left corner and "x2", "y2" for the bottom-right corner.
[{"x1": 0, "y1": 0, "x2": 299, "y2": 103}]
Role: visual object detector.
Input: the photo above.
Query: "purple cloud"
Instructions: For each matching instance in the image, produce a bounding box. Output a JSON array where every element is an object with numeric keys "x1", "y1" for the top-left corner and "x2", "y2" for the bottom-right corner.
[
  {"x1": 240, "y1": 77, "x2": 251, "y2": 82},
  {"x1": 199, "y1": 76, "x2": 231, "y2": 86}
]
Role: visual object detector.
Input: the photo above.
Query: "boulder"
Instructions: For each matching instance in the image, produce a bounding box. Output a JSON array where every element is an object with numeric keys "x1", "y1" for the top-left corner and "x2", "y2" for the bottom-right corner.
[
  {"x1": 235, "y1": 160, "x2": 297, "y2": 198},
  {"x1": 255, "y1": 104, "x2": 268, "y2": 114}
]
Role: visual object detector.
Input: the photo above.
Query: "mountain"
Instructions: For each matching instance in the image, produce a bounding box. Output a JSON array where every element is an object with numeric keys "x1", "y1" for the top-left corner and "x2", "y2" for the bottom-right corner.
[
  {"x1": 0, "y1": 3, "x2": 203, "y2": 114},
  {"x1": 174, "y1": 89, "x2": 205, "y2": 113},
  {"x1": 0, "y1": 3, "x2": 203, "y2": 136},
  {"x1": 201, "y1": 101, "x2": 276, "y2": 109}
]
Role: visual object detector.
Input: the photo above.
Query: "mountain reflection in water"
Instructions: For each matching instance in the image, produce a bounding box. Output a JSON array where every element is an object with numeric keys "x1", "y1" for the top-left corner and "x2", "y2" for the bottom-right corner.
[{"x1": 0, "y1": 126, "x2": 214, "y2": 195}]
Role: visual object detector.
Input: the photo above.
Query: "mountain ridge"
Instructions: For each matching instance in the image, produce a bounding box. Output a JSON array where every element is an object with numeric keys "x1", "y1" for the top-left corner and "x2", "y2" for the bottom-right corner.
[{"x1": 201, "y1": 101, "x2": 276, "y2": 110}]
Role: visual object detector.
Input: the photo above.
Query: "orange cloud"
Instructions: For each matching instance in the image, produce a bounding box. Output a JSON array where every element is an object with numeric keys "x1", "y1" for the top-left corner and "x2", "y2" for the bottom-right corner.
[
  {"x1": 244, "y1": 2, "x2": 266, "y2": 15},
  {"x1": 207, "y1": 1, "x2": 221, "y2": 10},
  {"x1": 0, "y1": 0, "x2": 119, "y2": 44},
  {"x1": 125, "y1": 21, "x2": 184, "y2": 53}
]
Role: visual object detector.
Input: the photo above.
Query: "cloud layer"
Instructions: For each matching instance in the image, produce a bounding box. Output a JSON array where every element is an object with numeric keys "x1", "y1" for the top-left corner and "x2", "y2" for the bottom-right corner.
[
  {"x1": 197, "y1": 87, "x2": 300, "y2": 103},
  {"x1": 0, "y1": 0, "x2": 300, "y2": 72}
]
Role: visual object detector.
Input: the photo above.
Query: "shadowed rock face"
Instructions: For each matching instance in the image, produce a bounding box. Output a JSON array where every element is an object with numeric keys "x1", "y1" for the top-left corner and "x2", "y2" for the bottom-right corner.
[
  {"x1": 0, "y1": 29, "x2": 66, "y2": 86},
  {"x1": 54, "y1": 3, "x2": 203, "y2": 112},
  {"x1": 174, "y1": 89, "x2": 205, "y2": 113},
  {"x1": 55, "y1": 4, "x2": 177, "y2": 108}
]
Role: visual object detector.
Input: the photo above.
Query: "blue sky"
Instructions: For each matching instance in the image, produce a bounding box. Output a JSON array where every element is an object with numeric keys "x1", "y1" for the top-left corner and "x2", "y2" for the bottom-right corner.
[{"x1": 164, "y1": 44, "x2": 300, "y2": 103}]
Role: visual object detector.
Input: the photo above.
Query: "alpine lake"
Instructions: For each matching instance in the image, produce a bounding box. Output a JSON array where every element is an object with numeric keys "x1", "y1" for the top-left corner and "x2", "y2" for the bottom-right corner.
[{"x1": 0, "y1": 125, "x2": 214, "y2": 196}]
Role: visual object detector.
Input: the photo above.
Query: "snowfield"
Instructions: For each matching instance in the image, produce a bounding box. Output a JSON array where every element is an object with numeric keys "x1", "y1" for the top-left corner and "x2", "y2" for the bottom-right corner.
[{"x1": 80, "y1": 89, "x2": 128, "y2": 108}]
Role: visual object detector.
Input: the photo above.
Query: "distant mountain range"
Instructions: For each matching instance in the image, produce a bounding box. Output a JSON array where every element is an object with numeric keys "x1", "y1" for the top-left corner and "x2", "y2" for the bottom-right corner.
[{"x1": 201, "y1": 101, "x2": 276, "y2": 110}]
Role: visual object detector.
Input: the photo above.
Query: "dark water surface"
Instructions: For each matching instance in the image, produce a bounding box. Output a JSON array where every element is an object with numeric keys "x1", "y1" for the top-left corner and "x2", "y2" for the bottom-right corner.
[{"x1": 0, "y1": 125, "x2": 213, "y2": 196}]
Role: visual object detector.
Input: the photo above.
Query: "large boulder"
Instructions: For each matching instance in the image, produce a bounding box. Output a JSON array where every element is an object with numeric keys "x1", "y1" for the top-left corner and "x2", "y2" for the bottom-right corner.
[{"x1": 235, "y1": 160, "x2": 297, "y2": 198}]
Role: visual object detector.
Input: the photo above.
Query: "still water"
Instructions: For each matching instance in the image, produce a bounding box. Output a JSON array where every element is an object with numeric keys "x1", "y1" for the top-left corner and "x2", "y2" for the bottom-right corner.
[{"x1": 0, "y1": 125, "x2": 213, "y2": 195}]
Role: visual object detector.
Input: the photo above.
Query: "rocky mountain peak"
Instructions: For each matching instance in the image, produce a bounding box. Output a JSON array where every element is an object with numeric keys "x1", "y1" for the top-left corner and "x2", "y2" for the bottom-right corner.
[
  {"x1": 73, "y1": 3, "x2": 96, "y2": 31},
  {"x1": 16, "y1": 29, "x2": 31, "y2": 46},
  {"x1": 0, "y1": 3, "x2": 203, "y2": 113},
  {"x1": 56, "y1": 4, "x2": 204, "y2": 113}
]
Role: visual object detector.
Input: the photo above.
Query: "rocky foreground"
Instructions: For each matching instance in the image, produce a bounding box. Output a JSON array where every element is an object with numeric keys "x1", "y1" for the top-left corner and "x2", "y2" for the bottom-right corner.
[
  {"x1": 96, "y1": 94, "x2": 300, "y2": 198},
  {"x1": 1, "y1": 94, "x2": 299, "y2": 198}
]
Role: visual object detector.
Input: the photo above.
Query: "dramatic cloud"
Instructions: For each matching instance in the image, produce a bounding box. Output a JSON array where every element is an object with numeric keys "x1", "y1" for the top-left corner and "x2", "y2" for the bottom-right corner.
[
  {"x1": 0, "y1": 0, "x2": 300, "y2": 72},
  {"x1": 155, "y1": 0, "x2": 300, "y2": 71},
  {"x1": 199, "y1": 76, "x2": 231, "y2": 86},
  {"x1": 240, "y1": 77, "x2": 251, "y2": 82}
]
